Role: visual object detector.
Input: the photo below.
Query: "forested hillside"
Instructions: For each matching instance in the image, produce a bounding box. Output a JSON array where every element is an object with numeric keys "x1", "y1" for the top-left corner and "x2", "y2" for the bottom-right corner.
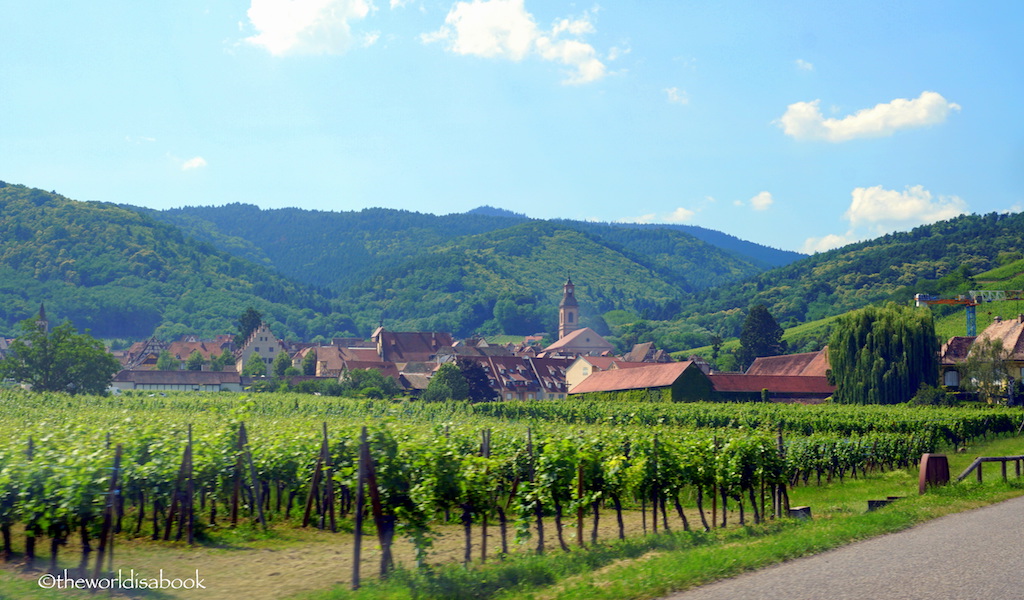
[
  {"x1": 0, "y1": 183, "x2": 354, "y2": 340},
  {"x1": 140, "y1": 204, "x2": 777, "y2": 295},
  {"x1": 686, "y1": 212, "x2": 1024, "y2": 330},
  {"x1": 137, "y1": 202, "x2": 775, "y2": 335},
  {"x1": 4, "y1": 180, "x2": 1021, "y2": 348}
]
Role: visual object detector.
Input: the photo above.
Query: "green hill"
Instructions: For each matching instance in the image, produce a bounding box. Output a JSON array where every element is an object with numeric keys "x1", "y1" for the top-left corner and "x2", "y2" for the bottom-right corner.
[
  {"x1": 685, "y1": 212, "x2": 1024, "y2": 336},
  {"x1": 134, "y1": 203, "x2": 776, "y2": 336},
  {"x1": 0, "y1": 183, "x2": 350, "y2": 340}
]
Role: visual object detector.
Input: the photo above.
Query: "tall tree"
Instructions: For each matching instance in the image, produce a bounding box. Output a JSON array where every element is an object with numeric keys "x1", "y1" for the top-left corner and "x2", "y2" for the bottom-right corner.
[
  {"x1": 242, "y1": 352, "x2": 267, "y2": 377},
  {"x1": 422, "y1": 363, "x2": 469, "y2": 402},
  {"x1": 457, "y1": 358, "x2": 497, "y2": 403},
  {"x1": 156, "y1": 349, "x2": 180, "y2": 371},
  {"x1": 185, "y1": 350, "x2": 205, "y2": 371},
  {"x1": 0, "y1": 318, "x2": 120, "y2": 395},
  {"x1": 828, "y1": 303, "x2": 940, "y2": 404},
  {"x1": 736, "y1": 304, "x2": 785, "y2": 370},
  {"x1": 234, "y1": 307, "x2": 263, "y2": 347},
  {"x1": 271, "y1": 350, "x2": 292, "y2": 379},
  {"x1": 961, "y1": 336, "x2": 1012, "y2": 404},
  {"x1": 301, "y1": 349, "x2": 318, "y2": 376}
]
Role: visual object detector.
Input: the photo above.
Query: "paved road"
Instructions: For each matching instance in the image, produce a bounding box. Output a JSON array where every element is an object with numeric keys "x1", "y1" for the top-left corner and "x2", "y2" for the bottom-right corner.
[{"x1": 664, "y1": 495, "x2": 1024, "y2": 600}]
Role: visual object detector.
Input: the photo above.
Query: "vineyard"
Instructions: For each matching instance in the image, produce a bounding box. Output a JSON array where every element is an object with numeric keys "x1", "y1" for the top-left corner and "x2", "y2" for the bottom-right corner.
[{"x1": 0, "y1": 390, "x2": 1020, "y2": 591}]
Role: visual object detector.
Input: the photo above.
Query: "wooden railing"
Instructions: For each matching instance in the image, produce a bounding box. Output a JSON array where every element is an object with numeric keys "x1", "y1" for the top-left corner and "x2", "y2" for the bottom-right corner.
[{"x1": 956, "y1": 455, "x2": 1024, "y2": 483}]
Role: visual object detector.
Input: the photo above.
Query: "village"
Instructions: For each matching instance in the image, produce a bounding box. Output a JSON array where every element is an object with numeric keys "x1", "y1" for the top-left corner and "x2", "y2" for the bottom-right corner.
[
  {"x1": 96, "y1": 278, "x2": 1024, "y2": 406},
  {"x1": 99, "y1": 278, "x2": 828, "y2": 402}
]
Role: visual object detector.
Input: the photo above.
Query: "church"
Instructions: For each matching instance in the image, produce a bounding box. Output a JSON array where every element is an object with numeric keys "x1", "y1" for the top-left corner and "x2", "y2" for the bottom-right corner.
[{"x1": 541, "y1": 278, "x2": 615, "y2": 357}]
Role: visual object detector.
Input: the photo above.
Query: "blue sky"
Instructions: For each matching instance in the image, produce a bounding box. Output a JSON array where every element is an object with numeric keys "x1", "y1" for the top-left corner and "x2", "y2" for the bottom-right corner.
[{"x1": 2, "y1": 1, "x2": 1021, "y2": 254}]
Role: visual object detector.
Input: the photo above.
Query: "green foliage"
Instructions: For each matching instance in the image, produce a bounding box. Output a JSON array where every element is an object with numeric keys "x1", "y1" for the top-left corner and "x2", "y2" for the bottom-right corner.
[
  {"x1": 0, "y1": 319, "x2": 120, "y2": 394},
  {"x1": 423, "y1": 363, "x2": 469, "y2": 402},
  {"x1": 272, "y1": 349, "x2": 292, "y2": 379},
  {"x1": 185, "y1": 349, "x2": 205, "y2": 371},
  {"x1": 686, "y1": 212, "x2": 1024, "y2": 337},
  {"x1": 909, "y1": 384, "x2": 957, "y2": 406},
  {"x1": 341, "y1": 368, "x2": 401, "y2": 398},
  {"x1": 210, "y1": 351, "x2": 232, "y2": 372},
  {"x1": 457, "y1": 358, "x2": 497, "y2": 403},
  {"x1": 156, "y1": 349, "x2": 180, "y2": 371},
  {"x1": 235, "y1": 306, "x2": 264, "y2": 347},
  {"x1": 960, "y1": 336, "x2": 1012, "y2": 404},
  {"x1": 242, "y1": 352, "x2": 267, "y2": 377},
  {"x1": 302, "y1": 349, "x2": 318, "y2": 376},
  {"x1": 735, "y1": 304, "x2": 785, "y2": 370},
  {"x1": 0, "y1": 184, "x2": 342, "y2": 340},
  {"x1": 828, "y1": 304, "x2": 940, "y2": 404}
]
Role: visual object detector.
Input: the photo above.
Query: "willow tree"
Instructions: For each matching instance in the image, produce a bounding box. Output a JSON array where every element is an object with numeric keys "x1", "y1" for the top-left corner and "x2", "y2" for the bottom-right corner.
[{"x1": 828, "y1": 303, "x2": 939, "y2": 404}]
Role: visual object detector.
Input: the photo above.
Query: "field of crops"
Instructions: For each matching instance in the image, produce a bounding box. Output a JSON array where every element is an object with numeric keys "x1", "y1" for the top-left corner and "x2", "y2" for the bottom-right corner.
[{"x1": 0, "y1": 389, "x2": 1019, "y2": 586}]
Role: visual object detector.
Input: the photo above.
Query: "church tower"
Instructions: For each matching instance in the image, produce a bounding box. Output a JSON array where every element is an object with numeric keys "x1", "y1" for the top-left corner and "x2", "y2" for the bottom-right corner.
[
  {"x1": 558, "y1": 277, "x2": 579, "y2": 340},
  {"x1": 36, "y1": 303, "x2": 48, "y2": 334}
]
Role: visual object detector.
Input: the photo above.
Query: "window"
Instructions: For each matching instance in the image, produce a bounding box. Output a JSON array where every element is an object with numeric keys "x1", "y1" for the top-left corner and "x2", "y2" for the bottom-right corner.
[
  {"x1": 944, "y1": 370, "x2": 960, "y2": 387},
  {"x1": 567, "y1": 312, "x2": 574, "y2": 324}
]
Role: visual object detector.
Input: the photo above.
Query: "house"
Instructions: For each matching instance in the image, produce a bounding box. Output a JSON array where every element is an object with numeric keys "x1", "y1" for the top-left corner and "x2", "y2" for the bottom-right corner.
[
  {"x1": 372, "y1": 328, "x2": 453, "y2": 364},
  {"x1": 565, "y1": 356, "x2": 648, "y2": 389},
  {"x1": 166, "y1": 339, "x2": 230, "y2": 366},
  {"x1": 940, "y1": 315, "x2": 1024, "y2": 389},
  {"x1": 707, "y1": 373, "x2": 834, "y2": 403},
  {"x1": 569, "y1": 361, "x2": 712, "y2": 402},
  {"x1": 542, "y1": 327, "x2": 614, "y2": 358},
  {"x1": 111, "y1": 369, "x2": 244, "y2": 392},
  {"x1": 622, "y1": 341, "x2": 674, "y2": 363},
  {"x1": 121, "y1": 338, "x2": 169, "y2": 369},
  {"x1": 235, "y1": 322, "x2": 288, "y2": 373},
  {"x1": 452, "y1": 355, "x2": 573, "y2": 400},
  {"x1": 714, "y1": 348, "x2": 834, "y2": 403},
  {"x1": 939, "y1": 336, "x2": 976, "y2": 387},
  {"x1": 526, "y1": 357, "x2": 573, "y2": 400},
  {"x1": 746, "y1": 348, "x2": 830, "y2": 377}
]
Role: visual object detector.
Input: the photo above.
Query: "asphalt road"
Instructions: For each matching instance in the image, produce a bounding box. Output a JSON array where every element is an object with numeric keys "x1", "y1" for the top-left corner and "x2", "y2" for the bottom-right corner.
[{"x1": 663, "y1": 495, "x2": 1024, "y2": 600}]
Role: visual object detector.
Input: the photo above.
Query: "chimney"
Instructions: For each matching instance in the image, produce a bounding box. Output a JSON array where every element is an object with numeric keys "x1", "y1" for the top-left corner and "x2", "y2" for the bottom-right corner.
[{"x1": 1018, "y1": 314, "x2": 1024, "y2": 324}]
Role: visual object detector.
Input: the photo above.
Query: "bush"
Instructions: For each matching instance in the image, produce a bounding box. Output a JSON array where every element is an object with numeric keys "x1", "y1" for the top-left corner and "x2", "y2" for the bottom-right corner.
[{"x1": 909, "y1": 384, "x2": 957, "y2": 406}]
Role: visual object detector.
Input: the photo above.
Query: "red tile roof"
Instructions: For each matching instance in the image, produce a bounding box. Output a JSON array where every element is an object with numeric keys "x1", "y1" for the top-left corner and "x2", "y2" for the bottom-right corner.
[
  {"x1": 746, "y1": 349, "x2": 829, "y2": 377},
  {"x1": 569, "y1": 362, "x2": 694, "y2": 394},
  {"x1": 543, "y1": 327, "x2": 614, "y2": 354},
  {"x1": 940, "y1": 336, "x2": 977, "y2": 365},
  {"x1": 708, "y1": 374, "x2": 834, "y2": 395}
]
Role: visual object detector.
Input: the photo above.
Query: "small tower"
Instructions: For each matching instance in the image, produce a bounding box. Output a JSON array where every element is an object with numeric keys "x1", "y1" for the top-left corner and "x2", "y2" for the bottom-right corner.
[
  {"x1": 558, "y1": 277, "x2": 579, "y2": 340},
  {"x1": 36, "y1": 303, "x2": 48, "y2": 334}
]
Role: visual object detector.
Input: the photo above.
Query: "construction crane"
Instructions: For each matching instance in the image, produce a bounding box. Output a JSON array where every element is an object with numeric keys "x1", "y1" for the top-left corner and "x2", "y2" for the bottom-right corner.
[{"x1": 915, "y1": 290, "x2": 1024, "y2": 336}]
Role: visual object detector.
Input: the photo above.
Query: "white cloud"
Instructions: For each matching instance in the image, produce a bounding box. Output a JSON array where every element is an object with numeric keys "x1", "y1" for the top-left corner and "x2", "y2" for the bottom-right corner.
[
  {"x1": 795, "y1": 58, "x2": 813, "y2": 71},
  {"x1": 666, "y1": 207, "x2": 696, "y2": 223},
  {"x1": 423, "y1": 0, "x2": 606, "y2": 84},
  {"x1": 607, "y1": 41, "x2": 630, "y2": 61},
  {"x1": 619, "y1": 207, "x2": 696, "y2": 224},
  {"x1": 750, "y1": 191, "x2": 773, "y2": 211},
  {"x1": 665, "y1": 87, "x2": 689, "y2": 105},
  {"x1": 845, "y1": 184, "x2": 966, "y2": 228},
  {"x1": 801, "y1": 231, "x2": 856, "y2": 254},
  {"x1": 244, "y1": 0, "x2": 373, "y2": 56},
  {"x1": 181, "y1": 156, "x2": 208, "y2": 171},
  {"x1": 778, "y1": 91, "x2": 961, "y2": 142},
  {"x1": 361, "y1": 31, "x2": 381, "y2": 47},
  {"x1": 801, "y1": 184, "x2": 968, "y2": 253}
]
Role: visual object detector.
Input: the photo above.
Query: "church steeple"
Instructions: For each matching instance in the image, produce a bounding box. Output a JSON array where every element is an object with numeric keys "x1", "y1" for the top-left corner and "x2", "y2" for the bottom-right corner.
[
  {"x1": 558, "y1": 277, "x2": 579, "y2": 339},
  {"x1": 36, "y1": 303, "x2": 48, "y2": 334}
]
